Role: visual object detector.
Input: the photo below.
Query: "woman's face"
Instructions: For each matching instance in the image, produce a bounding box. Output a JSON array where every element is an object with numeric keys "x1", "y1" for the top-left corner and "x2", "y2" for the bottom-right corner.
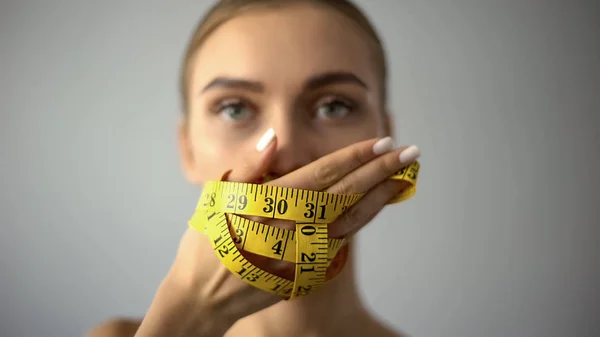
[{"x1": 180, "y1": 3, "x2": 390, "y2": 184}]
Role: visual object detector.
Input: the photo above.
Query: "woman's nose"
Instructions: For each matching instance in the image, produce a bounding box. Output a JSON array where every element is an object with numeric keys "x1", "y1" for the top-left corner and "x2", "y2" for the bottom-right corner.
[{"x1": 266, "y1": 118, "x2": 315, "y2": 177}]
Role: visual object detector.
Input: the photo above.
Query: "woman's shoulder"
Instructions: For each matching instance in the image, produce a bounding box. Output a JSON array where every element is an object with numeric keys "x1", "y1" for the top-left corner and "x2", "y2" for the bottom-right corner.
[
  {"x1": 332, "y1": 311, "x2": 409, "y2": 337},
  {"x1": 83, "y1": 315, "x2": 408, "y2": 337},
  {"x1": 364, "y1": 315, "x2": 410, "y2": 337},
  {"x1": 374, "y1": 324, "x2": 409, "y2": 337},
  {"x1": 85, "y1": 318, "x2": 141, "y2": 337}
]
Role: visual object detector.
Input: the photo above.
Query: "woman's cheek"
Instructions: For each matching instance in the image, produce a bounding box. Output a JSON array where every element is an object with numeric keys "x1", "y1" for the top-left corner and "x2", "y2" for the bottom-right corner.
[{"x1": 194, "y1": 139, "x2": 247, "y2": 177}]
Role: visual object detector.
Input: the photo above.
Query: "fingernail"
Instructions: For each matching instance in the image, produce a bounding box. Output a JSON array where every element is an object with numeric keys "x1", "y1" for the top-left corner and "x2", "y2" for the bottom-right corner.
[
  {"x1": 399, "y1": 145, "x2": 421, "y2": 163},
  {"x1": 373, "y1": 137, "x2": 395, "y2": 155},
  {"x1": 256, "y1": 128, "x2": 275, "y2": 152}
]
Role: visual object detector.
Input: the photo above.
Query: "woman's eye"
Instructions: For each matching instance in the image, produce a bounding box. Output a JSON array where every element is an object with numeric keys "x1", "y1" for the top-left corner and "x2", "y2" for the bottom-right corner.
[
  {"x1": 315, "y1": 100, "x2": 352, "y2": 120},
  {"x1": 217, "y1": 101, "x2": 253, "y2": 121}
]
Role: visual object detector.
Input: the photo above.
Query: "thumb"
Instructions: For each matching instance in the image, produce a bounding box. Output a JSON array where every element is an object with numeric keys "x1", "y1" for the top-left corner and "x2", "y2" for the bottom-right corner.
[{"x1": 226, "y1": 128, "x2": 277, "y2": 183}]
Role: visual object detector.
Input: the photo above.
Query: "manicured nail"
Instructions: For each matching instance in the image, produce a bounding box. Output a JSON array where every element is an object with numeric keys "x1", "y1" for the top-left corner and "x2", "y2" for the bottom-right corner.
[
  {"x1": 373, "y1": 137, "x2": 395, "y2": 155},
  {"x1": 256, "y1": 128, "x2": 275, "y2": 152},
  {"x1": 399, "y1": 145, "x2": 421, "y2": 163}
]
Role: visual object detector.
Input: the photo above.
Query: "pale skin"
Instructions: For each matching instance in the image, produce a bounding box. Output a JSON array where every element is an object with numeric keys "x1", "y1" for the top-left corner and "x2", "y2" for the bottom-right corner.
[{"x1": 87, "y1": 3, "x2": 420, "y2": 337}]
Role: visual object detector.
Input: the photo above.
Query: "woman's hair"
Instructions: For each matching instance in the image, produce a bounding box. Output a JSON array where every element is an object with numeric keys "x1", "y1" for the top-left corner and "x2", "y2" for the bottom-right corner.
[{"x1": 179, "y1": 0, "x2": 388, "y2": 115}]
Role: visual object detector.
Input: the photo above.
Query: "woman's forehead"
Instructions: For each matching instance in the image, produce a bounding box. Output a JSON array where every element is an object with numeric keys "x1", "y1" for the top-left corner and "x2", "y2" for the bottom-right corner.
[{"x1": 189, "y1": 4, "x2": 379, "y2": 94}]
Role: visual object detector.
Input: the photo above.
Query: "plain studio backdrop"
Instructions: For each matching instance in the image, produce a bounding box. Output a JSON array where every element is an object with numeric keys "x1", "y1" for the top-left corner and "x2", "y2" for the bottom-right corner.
[{"x1": 1, "y1": 1, "x2": 598, "y2": 336}]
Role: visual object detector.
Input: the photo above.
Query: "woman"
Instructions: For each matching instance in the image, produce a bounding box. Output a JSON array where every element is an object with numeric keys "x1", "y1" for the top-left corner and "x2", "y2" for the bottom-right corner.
[{"x1": 88, "y1": 0, "x2": 421, "y2": 336}]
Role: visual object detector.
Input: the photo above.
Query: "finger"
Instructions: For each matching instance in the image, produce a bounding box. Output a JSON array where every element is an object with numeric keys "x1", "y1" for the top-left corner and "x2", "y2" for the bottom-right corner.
[
  {"x1": 328, "y1": 179, "x2": 411, "y2": 238},
  {"x1": 266, "y1": 137, "x2": 395, "y2": 190},
  {"x1": 223, "y1": 129, "x2": 297, "y2": 236},
  {"x1": 326, "y1": 145, "x2": 421, "y2": 195},
  {"x1": 227, "y1": 128, "x2": 277, "y2": 183},
  {"x1": 224, "y1": 130, "x2": 295, "y2": 230},
  {"x1": 246, "y1": 137, "x2": 394, "y2": 232}
]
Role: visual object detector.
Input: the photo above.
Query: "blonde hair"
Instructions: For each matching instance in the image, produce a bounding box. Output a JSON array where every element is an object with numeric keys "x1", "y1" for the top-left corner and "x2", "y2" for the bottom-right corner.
[{"x1": 179, "y1": 0, "x2": 388, "y2": 115}]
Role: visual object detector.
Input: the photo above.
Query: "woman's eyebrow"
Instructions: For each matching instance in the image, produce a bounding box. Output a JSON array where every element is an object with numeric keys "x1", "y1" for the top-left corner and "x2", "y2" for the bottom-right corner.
[
  {"x1": 199, "y1": 71, "x2": 367, "y2": 94},
  {"x1": 303, "y1": 71, "x2": 368, "y2": 90},
  {"x1": 200, "y1": 77, "x2": 264, "y2": 94}
]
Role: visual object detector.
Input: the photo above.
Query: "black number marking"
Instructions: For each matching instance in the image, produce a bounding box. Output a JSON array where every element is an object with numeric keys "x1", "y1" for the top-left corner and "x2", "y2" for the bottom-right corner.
[
  {"x1": 227, "y1": 194, "x2": 235, "y2": 209},
  {"x1": 408, "y1": 167, "x2": 417, "y2": 179},
  {"x1": 209, "y1": 193, "x2": 216, "y2": 207},
  {"x1": 237, "y1": 267, "x2": 246, "y2": 276},
  {"x1": 218, "y1": 245, "x2": 229, "y2": 257},
  {"x1": 246, "y1": 273, "x2": 258, "y2": 282},
  {"x1": 233, "y1": 228, "x2": 244, "y2": 244},
  {"x1": 263, "y1": 197, "x2": 274, "y2": 213},
  {"x1": 300, "y1": 226, "x2": 316, "y2": 236},
  {"x1": 213, "y1": 233, "x2": 223, "y2": 245},
  {"x1": 296, "y1": 285, "x2": 313, "y2": 296},
  {"x1": 318, "y1": 205, "x2": 327, "y2": 219},
  {"x1": 300, "y1": 265, "x2": 315, "y2": 273},
  {"x1": 277, "y1": 199, "x2": 288, "y2": 215},
  {"x1": 238, "y1": 195, "x2": 248, "y2": 210},
  {"x1": 304, "y1": 202, "x2": 315, "y2": 218},
  {"x1": 301, "y1": 252, "x2": 317, "y2": 262},
  {"x1": 271, "y1": 240, "x2": 283, "y2": 255},
  {"x1": 264, "y1": 197, "x2": 288, "y2": 214}
]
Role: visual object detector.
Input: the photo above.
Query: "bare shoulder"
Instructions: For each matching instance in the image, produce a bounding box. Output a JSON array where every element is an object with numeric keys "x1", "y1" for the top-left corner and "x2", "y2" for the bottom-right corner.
[
  {"x1": 85, "y1": 318, "x2": 142, "y2": 337},
  {"x1": 375, "y1": 324, "x2": 409, "y2": 337},
  {"x1": 367, "y1": 316, "x2": 410, "y2": 337},
  {"x1": 344, "y1": 311, "x2": 409, "y2": 337}
]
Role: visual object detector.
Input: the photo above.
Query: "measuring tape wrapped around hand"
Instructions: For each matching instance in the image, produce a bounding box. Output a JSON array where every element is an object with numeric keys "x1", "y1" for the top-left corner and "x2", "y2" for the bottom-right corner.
[{"x1": 188, "y1": 161, "x2": 420, "y2": 299}]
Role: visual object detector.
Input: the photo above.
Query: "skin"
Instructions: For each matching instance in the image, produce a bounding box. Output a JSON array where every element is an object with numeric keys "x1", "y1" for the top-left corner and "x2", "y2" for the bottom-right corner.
[{"x1": 87, "y1": 3, "x2": 419, "y2": 337}]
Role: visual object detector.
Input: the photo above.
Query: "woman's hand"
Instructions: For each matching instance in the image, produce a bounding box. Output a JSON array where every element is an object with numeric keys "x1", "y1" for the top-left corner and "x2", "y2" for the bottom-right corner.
[
  {"x1": 227, "y1": 136, "x2": 420, "y2": 278},
  {"x1": 260, "y1": 137, "x2": 420, "y2": 238},
  {"x1": 134, "y1": 141, "x2": 282, "y2": 337},
  {"x1": 134, "y1": 136, "x2": 420, "y2": 337}
]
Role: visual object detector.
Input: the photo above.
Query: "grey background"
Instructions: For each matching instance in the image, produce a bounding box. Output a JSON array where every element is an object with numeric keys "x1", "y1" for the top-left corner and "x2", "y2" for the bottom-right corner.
[{"x1": 1, "y1": 0, "x2": 598, "y2": 336}]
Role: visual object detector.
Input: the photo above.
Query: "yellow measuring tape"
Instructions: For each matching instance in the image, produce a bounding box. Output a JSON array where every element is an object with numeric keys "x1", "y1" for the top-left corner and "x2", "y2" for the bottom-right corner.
[{"x1": 189, "y1": 161, "x2": 420, "y2": 299}]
